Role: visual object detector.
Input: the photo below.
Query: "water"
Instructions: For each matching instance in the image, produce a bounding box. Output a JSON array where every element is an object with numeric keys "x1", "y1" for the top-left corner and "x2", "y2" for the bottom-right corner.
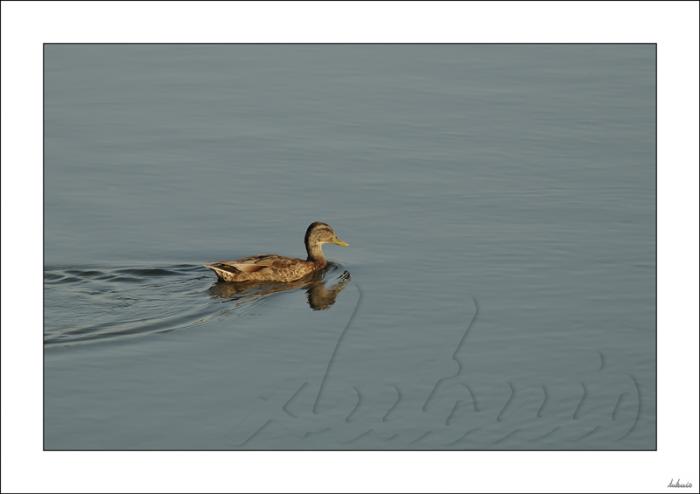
[{"x1": 44, "y1": 44, "x2": 655, "y2": 450}]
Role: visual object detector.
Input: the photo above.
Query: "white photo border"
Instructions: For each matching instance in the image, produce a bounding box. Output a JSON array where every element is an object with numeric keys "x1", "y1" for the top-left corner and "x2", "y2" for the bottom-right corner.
[{"x1": 2, "y1": 1, "x2": 698, "y2": 493}]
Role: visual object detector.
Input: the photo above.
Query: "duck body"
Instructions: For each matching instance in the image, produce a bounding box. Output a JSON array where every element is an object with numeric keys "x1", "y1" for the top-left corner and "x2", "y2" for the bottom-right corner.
[
  {"x1": 206, "y1": 254, "x2": 318, "y2": 283},
  {"x1": 205, "y1": 222, "x2": 348, "y2": 283}
]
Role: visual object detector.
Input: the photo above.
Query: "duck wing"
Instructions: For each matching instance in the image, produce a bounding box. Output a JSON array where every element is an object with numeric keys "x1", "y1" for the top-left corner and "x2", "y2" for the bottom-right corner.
[
  {"x1": 205, "y1": 254, "x2": 313, "y2": 282},
  {"x1": 225, "y1": 262, "x2": 270, "y2": 274},
  {"x1": 209, "y1": 254, "x2": 285, "y2": 274}
]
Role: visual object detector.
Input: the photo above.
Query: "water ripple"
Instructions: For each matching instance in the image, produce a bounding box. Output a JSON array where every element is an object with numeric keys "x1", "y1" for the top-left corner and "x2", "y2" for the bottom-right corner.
[{"x1": 44, "y1": 262, "x2": 350, "y2": 347}]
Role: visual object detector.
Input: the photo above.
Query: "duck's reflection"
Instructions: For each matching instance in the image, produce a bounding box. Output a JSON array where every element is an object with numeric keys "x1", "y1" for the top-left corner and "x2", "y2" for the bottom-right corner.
[{"x1": 208, "y1": 264, "x2": 351, "y2": 311}]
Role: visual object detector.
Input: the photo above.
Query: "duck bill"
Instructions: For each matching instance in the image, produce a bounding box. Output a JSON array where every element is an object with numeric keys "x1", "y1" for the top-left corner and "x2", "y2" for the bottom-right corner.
[{"x1": 333, "y1": 238, "x2": 349, "y2": 247}]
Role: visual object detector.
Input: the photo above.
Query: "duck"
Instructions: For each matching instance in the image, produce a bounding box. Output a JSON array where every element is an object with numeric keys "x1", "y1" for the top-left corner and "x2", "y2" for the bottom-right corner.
[{"x1": 205, "y1": 221, "x2": 349, "y2": 283}]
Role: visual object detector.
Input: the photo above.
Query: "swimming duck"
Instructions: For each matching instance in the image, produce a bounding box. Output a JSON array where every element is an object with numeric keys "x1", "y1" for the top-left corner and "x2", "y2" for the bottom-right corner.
[{"x1": 205, "y1": 222, "x2": 349, "y2": 283}]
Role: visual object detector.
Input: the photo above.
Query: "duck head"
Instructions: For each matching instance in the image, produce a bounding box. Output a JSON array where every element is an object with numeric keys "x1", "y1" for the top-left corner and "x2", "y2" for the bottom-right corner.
[{"x1": 304, "y1": 221, "x2": 348, "y2": 266}]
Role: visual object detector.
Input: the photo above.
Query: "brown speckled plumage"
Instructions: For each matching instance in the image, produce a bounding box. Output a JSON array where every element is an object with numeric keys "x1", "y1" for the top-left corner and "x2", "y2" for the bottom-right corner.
[{"x1": 205, "y1": 222, "x2": 348, "y2": 283}]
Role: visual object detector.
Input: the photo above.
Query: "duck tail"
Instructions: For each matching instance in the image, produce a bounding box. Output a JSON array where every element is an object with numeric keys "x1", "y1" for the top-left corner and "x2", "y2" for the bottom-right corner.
[{"x1": 204, "y1": 263, "x2": 239, "y2": 280}]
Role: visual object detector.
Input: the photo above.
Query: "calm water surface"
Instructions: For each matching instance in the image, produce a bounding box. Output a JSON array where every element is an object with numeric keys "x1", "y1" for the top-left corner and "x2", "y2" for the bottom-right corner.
[{"x1": 44, "y1": 45, "x2": 655, "y2": 449}]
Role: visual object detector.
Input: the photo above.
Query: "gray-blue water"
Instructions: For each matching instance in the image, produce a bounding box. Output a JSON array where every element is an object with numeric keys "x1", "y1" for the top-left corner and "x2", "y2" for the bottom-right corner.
[{"x1": 44, "y1": 44, "x2": 655, "y2": 450}]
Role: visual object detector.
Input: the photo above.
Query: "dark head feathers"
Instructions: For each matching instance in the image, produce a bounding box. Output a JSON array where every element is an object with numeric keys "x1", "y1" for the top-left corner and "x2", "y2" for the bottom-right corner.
[{"x1": 305, "y1": 221, "x2": 332, "y2": 245}]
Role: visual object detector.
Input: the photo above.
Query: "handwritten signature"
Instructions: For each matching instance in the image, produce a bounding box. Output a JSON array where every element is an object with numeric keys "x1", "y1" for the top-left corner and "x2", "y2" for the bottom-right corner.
[{"x1": 668, "y1": 479, "x2": 693, "y2": 488}]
